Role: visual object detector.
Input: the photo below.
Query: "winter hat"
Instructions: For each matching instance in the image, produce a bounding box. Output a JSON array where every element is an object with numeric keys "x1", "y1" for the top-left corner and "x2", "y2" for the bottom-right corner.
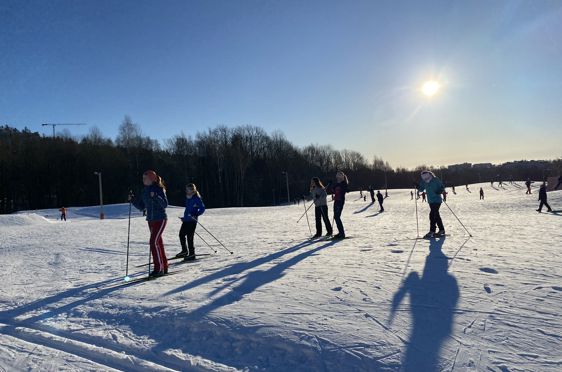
[
  {"x1": 143, "y1": 170, "x2": 158, "y2": 182},
  {"x1": 421, "y1": 170, "x2": 434, "y2": 183}
]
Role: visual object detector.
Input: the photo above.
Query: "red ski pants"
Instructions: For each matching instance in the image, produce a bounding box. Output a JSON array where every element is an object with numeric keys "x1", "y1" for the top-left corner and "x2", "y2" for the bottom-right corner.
[{"x1": 148, "y1": 219, "x2": 168, "y2": 272}]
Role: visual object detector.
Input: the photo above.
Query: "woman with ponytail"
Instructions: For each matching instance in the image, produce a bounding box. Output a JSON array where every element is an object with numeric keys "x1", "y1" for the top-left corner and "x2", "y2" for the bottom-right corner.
[
  {"x1": 129, "y1": 170, "x2": 169, "y2": 277},
  {"x1": 177, "y1": 183, "x2": 205, "y2": 261}
]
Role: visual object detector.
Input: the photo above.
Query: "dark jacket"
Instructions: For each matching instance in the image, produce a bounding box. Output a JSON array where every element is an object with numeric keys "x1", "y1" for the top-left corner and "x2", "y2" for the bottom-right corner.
[
  {"x1": 329, "y1": 181, "x2": 348, "y2": 202},
  {"x1": 132, "y1": 184, "x2": 168, "y2": 221},
  {"x1": 183, "y1": 195, "x2": 205, "y2": 221},
  {"x1": 539, "y1": 185, "x2": 548, "y2": 201},
  {"x1": 376, "y1": 192, "x2": 384, "y2": 203}
]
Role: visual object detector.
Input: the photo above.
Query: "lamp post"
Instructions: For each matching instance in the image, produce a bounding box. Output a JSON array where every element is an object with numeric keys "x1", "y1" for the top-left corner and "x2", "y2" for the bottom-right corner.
[
  {"x1": 282, "y1": 171, "x2": 290, "y2": 204},
  {"x1": 94, "y1": 171, "x2": 104, "y2": 219}
]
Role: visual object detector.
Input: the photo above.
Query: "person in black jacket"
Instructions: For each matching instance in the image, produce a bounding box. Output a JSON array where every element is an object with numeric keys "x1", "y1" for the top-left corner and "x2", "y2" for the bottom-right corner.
[
  {"x1": 376, "y1": 190, "x2": 384, "y2": 212},
  {"x1": 537, "y1": 182, "x2": 553, "y2": 213},
  {"x1": 369, "y1": 186, "x2": 375, "y2": 203}
]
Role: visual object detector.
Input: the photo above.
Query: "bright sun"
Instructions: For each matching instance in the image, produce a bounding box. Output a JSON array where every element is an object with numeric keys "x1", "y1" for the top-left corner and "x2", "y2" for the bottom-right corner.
[{"x1": 421, "y1": 80, "x2": 441, "y2": 97}]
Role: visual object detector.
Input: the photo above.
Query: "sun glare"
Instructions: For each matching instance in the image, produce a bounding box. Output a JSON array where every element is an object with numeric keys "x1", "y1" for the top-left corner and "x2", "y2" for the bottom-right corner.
[{"x1": 421, "y1": 80, "x2": 440, "y2": 97}]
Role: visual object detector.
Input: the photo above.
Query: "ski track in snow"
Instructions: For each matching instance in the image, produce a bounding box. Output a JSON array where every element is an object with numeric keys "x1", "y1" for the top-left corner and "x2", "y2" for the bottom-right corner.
[{"x1": 1, "y1": 182, "x2": 561, "y2": 371}]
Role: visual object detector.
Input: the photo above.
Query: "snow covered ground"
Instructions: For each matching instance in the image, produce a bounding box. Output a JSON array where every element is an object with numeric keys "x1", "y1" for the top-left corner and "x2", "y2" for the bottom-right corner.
[{"x1": 0, "y1": 182, "x2": 561, "y2": 371}]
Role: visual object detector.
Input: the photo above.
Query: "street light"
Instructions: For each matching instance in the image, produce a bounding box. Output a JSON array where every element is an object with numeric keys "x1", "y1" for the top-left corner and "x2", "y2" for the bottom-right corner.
[
  {"x1": 94, "y1": 171, "x2": 104, "y2": 219},
  {"x1": 282, "y1": 171, "x2": 290, "y2": 204}
]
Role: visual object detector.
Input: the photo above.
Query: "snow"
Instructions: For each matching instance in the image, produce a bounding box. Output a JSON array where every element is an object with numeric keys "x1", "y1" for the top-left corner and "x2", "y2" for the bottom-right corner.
[{"x1": 1, "y1": 182, "x2": 561, "y2": 371}]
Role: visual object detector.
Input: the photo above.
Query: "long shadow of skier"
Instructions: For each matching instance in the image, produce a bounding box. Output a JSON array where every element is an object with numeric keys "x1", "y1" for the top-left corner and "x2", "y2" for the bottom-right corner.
[
  {"x1": 182, "y1": 239, "x2": 337, "y2": 319},
  {"x1": 354, "y1": 202, "x2": 375, "y2": 214},
  {"x1": 164, "y1": 239, "x2": 321, "y2": 296},
  {"x1": 390, "y1": 237, "x2": 459, "y2": 371}
]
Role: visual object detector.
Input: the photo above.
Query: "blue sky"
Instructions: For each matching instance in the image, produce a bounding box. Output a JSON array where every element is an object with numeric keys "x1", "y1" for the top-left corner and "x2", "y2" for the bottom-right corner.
[{"x1": 1, "y1": 0, "x2": 561, "y2": 168}]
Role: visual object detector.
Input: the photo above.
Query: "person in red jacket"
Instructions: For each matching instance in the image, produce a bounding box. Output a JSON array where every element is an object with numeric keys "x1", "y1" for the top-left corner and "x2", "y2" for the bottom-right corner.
[{"x1": 59, "y1": 207, "x2": 67, "y2": 221}]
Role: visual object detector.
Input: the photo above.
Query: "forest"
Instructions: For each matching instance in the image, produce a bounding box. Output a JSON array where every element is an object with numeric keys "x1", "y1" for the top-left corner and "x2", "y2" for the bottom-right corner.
[{"x1": 1, "y1": 117, "x2": 560, "y2": 213}]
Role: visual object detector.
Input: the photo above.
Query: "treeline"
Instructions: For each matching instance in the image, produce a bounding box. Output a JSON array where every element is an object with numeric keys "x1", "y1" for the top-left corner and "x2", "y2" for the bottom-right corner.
[{"x1": 1, "y1": 117, "x2": 560, "y2": 213}]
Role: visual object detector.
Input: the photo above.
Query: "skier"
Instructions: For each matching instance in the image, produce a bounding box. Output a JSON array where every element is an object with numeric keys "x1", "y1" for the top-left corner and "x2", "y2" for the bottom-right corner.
[
  {"x1": 376, "y1": 190, "x2": 384, "y2": 212},
  {"x1": 525, "y1": 178, "x2": 532, "y2": 194},
  {"x1": 452, "y1": 185, "x2": 456, "y2": 194},
  {"x1": 369, "y1": 186, "x2": 375, "y2": 203},
  {"x1": 537, "y1": 182, "x2": 553, "y2": 213},
  {"x1": 465, "y1": 184, "x2": 470, "y2": 192},
  {"x1": 415, "y1": 171, "x2": 446, "y2": 239},
  {"x1": 327, "y1": 171, "x2": 348, "y2": 239},
  {"x1": 59, "y1": 207, "x2": 67, "y2": 221},
  {"x1": 129, "y1": 170, "x2": 169, "y2": 277},
  {"x1": 310, "y1": 177, "x2": 333, "y2": 238},
  {"x1": 360, "y1": 190, "x2": 363, "y2": 198},
  {"x1": 410, "y1": 190, "x2": 414, "y2": 200},
  {"x1": 442, "y1": 190, "x2": 448, "y2": 202},
  {"x1": 421, "y1": 192, "x2": 426, "y2": 202},
  {"x1": 177, "y1": 183, "x2": 206, "y2": 261},
  {"x1": 479, "y1": 187, "x2": 484, "y2": 200}
]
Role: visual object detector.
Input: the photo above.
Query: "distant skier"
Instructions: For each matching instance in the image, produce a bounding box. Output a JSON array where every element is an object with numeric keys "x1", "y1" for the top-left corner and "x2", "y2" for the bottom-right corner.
[
  {"x1": 415, "y1": 171, "x2": 446, "y2": 239},
  {"x1": 410, "y1": 190, "x2": 414, "y2": 200},
  {"x1": 555, "y1": 176, "x2": 562, "y2": 190},
  {"x1": 376, "y1": 190, "x2": 384, "y2": 212},
  {"x1": 421, "y1": 192, "x2": 426, "y2": 202},
  {"x1": 59, "y1": 207, "x2": 67, "y2": 221},
  {"x1": 490, "y1": 181, "x2": 494, "y2": 187},
  {"x1": 327, "y1": 171, "x2": 348, "y2": 239},
  {"x1": 537, "y1": 182, "x2": 553, "y2": 213},
  {"x1": 369, "y1": 186, "x2": 375, "y2": 203},
  {"x1": 479, "y1": 187, "x2": 484, "y2": 200},
  {"x1": 465, "y1": 184, "x2": 470, "y2": 192},
  {"x1": 442, "y1": 190, "x2": 448, "y2": 202},
  {"x1": 525, "y1": 178, "x2": 532, "y2": 194},
  {"x1": 360, "y1": 190, "x2": 363, "y2": 198},
  {"x1": 385, "y1": 190, "x2": 389, "y2": 198},
  {"x1": 310, "y1": 177, "x2": 333, "y2": 238},
  {"x1": 177, "y1": 183, "x2": 205, "y2": 261},
  {"x1": 452, "y1": 185, "x2": 456, "y2": 195},
  {"x1": 129, "y1": 170, "x2": 169, "y2": 277},
  {"x1": 363, "y1": 195, "x2": 367, "y2": 202}
]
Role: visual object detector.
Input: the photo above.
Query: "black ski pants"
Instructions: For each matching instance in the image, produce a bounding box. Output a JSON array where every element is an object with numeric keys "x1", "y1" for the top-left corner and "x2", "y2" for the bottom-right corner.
[
  {"x1": 179, "y1": 221, "x2": 197, "y2": 256},
  {"x1": 315, "y1": 205, "x2": 332, "y2": 235},
  {"x1": 429, "y1": 203, "x2": 445, "y2": 233}
]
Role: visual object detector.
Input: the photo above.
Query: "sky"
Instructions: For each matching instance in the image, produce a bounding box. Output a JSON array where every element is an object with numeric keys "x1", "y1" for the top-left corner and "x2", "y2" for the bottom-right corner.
[{"x1": 1, "y1": 0, "x2": 562, "y2": 168}]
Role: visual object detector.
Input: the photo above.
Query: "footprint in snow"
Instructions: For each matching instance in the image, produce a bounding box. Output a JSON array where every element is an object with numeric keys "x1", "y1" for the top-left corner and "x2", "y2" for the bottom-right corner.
[
  {"x1": 484, "y1": 284, "x2": 492, "y2": 293},
  {"x1": 479, "y1": 267, "x2": 498, "y2": 274},
  {"x1": 552, "y1": 286, "x2": 562, "y2": 292},
  {"x1": 332, "y1": 287, "x2": 342, "y2": 292},
  {"x1": 391, "y1": 249, "x2": 403, "y2": 254}
]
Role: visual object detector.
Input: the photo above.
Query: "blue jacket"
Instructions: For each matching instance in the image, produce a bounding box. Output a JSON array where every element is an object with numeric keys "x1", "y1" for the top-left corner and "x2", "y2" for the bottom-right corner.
[
  {"x1": 183, "y1": 195, "x2": 205, "y2": 222},
  {"x1": 132, "y1": 184, "x2": 168, "y2": 221},
  {"x1": 417, "y1": 177, "x2": 444, "y2": 204}
]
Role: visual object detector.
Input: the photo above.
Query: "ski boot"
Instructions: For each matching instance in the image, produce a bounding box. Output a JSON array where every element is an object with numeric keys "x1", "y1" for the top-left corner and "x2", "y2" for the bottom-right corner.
[
  {"x1": 423, "y1": 232, "x2": 435, "y2": 239},
  {"x1": 175, "y1": 251, "x2": 188, "y2": 258},
  {"x1": 435, "y1": 230, "x2": 446, "y2": 237}
]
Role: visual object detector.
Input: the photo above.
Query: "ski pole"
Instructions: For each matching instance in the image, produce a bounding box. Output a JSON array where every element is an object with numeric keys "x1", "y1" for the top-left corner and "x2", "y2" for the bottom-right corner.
[
  {"x1": 196, "y1": 220, "x2": 233, "y2": 254},
  {"x1": 124, "y1": 200, "x2": 132, "y2": 281},
  {"x1": 443, "y1": 201, "x2": 473, "y2": 237},
  {"x1": 194, "y1": 230, "x2": 218, "y2": 254},
  {"x1": 296, "y1": 201, "x2": 314, "y2": 223},
  {"x1": 414, "y1": 189, "x2": 420, "y2": 238},
  {"x1": 303, "y1": 198, "x2": 312, "y2": 235}
]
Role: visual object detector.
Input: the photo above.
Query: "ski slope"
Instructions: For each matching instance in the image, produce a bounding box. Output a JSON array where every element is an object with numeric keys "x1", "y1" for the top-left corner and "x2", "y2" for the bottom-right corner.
[{"x1": 0, "y1": 182, "x2": 561, "y2": 371}]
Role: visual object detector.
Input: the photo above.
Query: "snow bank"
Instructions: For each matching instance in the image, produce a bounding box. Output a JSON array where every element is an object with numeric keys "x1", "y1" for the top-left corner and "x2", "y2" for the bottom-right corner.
[{"x1": 0, "y1": 213, "x2": 52, "y2": 226}]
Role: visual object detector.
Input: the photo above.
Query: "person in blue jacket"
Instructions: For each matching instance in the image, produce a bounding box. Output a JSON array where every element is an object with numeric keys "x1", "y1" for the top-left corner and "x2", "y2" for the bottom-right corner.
[
  {"x1": 177, "y1": 183, "x2": 205, "y2": 261},
  {"x1": 415, "y1": 170, "x2": 446, "y2": 239},
  {"x1": 129, "y1": 170, "x2": 169, "y2": 277}
]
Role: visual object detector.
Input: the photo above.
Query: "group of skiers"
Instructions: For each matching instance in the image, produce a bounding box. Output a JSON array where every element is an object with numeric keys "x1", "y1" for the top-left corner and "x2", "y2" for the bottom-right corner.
[
  {"x1": 128, "y1": 170, "x2": 205, "y2": 277},
  {"x1": 125, "y1": 167, "x2": 558, "y2": 277}
]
